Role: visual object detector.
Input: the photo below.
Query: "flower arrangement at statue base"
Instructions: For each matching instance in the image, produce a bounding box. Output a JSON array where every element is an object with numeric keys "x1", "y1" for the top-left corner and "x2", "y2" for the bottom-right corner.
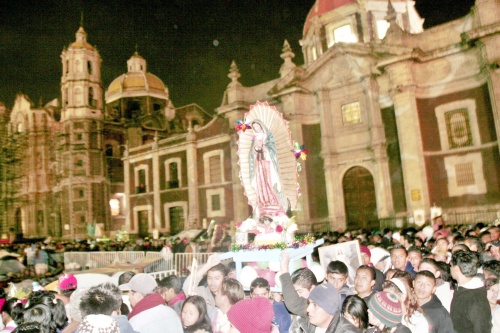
[
  {"x1": 231, "y1": 233, "x2": 316, "y2": 252},
  {"x1": 234, "y1": 214, "x2": 299, "y2": 248}
]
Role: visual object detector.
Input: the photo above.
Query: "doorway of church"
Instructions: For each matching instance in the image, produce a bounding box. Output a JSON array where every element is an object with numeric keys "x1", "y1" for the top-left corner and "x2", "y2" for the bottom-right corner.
[{"x1": 343, "y1": 166, "x2": 378, "y2": 230}]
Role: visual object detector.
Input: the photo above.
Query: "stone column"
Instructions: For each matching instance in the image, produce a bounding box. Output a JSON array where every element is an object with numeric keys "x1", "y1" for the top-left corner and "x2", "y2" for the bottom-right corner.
[
  {"x1": 316, "y1": 89, "x2": 346, "y2": 230},
  {"x1": 229, "y1": 132, "x2": 248, "y2": 223},
  {"x1": 283, "y1": 95, "x2": 310, "y2": 223},
  {"x1": 364, "y1": 77, "x2": 394, "y2": 218},
  {"x1": 387, "y1": 61, "x2": 430, "y2": 212},
  {"x1": 152, "y1": 144, "x2": 161, "y2": 229},
  {"x1": 185, "y1": 130, "x2": 199, "y2": 229},
  {"x1": 123, "y1": 150, "x2": 131, "y2": 232}
]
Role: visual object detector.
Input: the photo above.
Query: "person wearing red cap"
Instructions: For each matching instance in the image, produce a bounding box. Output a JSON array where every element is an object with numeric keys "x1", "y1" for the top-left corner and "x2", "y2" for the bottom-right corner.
[
  {"x1": 360, "y1": 245, "x2": 372, "y2": 266},
  {"x1": 227, "y1": 297, "x2": 274, "y2": 333},
  {"x1": 56, "y1": 273, "x2": 78, "y2": 324}
]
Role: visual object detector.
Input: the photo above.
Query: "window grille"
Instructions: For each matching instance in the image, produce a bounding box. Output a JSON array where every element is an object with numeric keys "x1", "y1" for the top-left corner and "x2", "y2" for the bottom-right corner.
[
  {"x1": 455, "y1": 162, "x2": 475, "y2": 187},
  {"x1": 342, "y1": 102, "x2": 361, "y2": 125},
  {"x1": 445, "y1": 109, "x2": 472, "y2": 148}
]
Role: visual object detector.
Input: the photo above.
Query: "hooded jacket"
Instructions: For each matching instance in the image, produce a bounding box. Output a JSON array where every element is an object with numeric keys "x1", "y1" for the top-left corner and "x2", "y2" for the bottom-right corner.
[
  {"x1": 450, "y1": 277, "x2": 491, "y2": 333},
  {"x1": 420, "y1": 294, "x2": 455, "y2": 333},
  {"x1": 128, "y1": 293, "x2": 183, "y2": 333}
]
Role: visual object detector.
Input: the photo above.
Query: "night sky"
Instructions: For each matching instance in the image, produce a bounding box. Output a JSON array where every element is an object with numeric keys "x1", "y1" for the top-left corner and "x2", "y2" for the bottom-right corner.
[{"x1": 0, "y1": 0, "x2": 475, "y2": 113}]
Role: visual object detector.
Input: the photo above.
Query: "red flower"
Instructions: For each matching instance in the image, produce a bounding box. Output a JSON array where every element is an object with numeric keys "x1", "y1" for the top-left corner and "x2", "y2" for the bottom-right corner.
[{"x1": 276, "y1": 225, "x2": 283, "y2": 232}]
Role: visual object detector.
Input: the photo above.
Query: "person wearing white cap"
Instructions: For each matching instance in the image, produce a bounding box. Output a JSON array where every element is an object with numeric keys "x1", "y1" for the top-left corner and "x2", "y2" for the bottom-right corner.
[{"x1": 119, "y1": 273, "x2": 182, "y2": 333}]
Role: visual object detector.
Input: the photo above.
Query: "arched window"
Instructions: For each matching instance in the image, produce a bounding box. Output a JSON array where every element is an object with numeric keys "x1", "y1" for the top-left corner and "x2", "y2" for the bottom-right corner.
[
  {"x1": 88, "y1": 87, "x2": 94, "y2": 106},
  {"x1": 105, "y1": 144, "x2": 114, "y2": 157},
  {"x1": 87, "y1": 61, "x2": 92, "y2": 74}
]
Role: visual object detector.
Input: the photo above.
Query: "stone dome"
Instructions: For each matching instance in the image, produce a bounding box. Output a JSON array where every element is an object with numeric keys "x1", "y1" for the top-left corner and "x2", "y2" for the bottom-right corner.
[{"x1": 106, "y1": 52, "x2": 168, "y2": 103}]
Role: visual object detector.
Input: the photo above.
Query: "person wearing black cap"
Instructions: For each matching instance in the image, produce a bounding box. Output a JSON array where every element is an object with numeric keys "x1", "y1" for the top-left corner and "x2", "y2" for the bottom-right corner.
[{"x1": 298, "y1": 283, "x2": 358, "y2": 333}]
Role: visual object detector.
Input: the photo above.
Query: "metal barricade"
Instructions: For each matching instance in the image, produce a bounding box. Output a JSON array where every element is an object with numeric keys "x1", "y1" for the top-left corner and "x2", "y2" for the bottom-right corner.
[
  {"x1": 64, "y1": 252, "x2": 89, "y2": 271},
  {"x1": 145, "y1": 252, "x2": 174, "y2": 272},
  {"x1": 65, "y1": 251, "x2": 145, "y2": 271},
  {"x1": 148, "y1": 269, "x2": 177, "y2": 280},
  {"x1": 174, "y1": 252, "x2": 216, "y2": 277}
]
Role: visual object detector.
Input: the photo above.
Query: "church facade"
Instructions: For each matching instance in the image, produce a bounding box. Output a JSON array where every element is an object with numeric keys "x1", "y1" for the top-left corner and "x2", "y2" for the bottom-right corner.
[{"x1": 1, "y1": 0, "x2": 500, "y2": 239}]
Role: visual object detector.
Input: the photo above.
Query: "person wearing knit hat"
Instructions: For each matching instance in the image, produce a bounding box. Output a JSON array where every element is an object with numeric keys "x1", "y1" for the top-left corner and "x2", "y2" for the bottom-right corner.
[
  {"x1": 360, "y1": 245, "x2": 372, "y2": 266},
  {"x1": 367, "y1": 291, "x2": 409, "y2": 333},
  {"x1": 295, "y1": 283, "x2": 358, "y2": 333},
  {"x1": 227, "y1": 297, "x2": 274, "y2": 333},
  {"x1": 78, "y1": 314, "x2": 120, "y2": 333}
]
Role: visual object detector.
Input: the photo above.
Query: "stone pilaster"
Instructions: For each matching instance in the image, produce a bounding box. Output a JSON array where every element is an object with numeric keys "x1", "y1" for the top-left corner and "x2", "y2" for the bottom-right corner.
[{"x1": 387, "y1": 61, "x2": 430, "y2": 212}]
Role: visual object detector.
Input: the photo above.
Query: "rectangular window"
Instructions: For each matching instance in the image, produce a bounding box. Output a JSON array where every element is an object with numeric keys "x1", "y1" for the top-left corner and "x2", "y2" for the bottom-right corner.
[
  {"x1": 342, "y1": 102, "x2": 362, "y2": 125},
  {"x1": 211, "y1": 194, "x2": 221, "y2": 211},
  {"x1": 334, "y1": 25, "x2": 357, "y2": 43},
  {"x1": 209, "y1": 155, "x2": 222, "y2": 183},
  {"x1": 169, "y1": 162, "x2": 179, "y2": 188},
  {"x1": 376, "y1": 20, "x2": 390, "y2": 39},
  {"x1": 455, "y1": 163, "x2": 475, "y2": 187},
  {"x1": 326, "y1": 21, "x2": 357, "y2": 47},
  {"x1": 206, "y1": 188, "x2": 225, "y2": 217},
  {"x1": 444, "y1": 153, "x2": 487, "y2": 196},
  {"x1": 137, "y1": 169, "x2": 146, "y2": 193},
  {"x1": 445, "y1": 109, "x2": 473, "y2": 149},
  {"x1": 169, "y1": 206, "x2": 184, "y2": 234}
]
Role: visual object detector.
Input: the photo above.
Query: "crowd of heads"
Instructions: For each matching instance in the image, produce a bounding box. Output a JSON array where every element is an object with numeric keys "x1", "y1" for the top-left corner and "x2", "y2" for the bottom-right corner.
[{"x1": 1, "y1": 217, "x2": 500, "y2": 332}]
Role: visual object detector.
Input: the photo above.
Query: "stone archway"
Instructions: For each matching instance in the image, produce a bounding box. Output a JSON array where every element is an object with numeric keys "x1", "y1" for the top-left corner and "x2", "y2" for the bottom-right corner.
[{"x1": 343, "y1": 166, "x2": 378, "y2": 230}]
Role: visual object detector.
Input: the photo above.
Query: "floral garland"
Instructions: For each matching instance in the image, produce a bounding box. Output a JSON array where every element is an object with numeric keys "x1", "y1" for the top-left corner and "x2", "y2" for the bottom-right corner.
[
  {"x1": 236, "y1": 215, "x2": 298, "y2": 234},
  {"x1": 231, "y1": 234, "x2": 316, "y2": 252}
]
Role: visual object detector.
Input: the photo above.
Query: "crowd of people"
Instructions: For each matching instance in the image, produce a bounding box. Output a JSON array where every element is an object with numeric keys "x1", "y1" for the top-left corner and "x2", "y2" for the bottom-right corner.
[{"x1": 0, "y1": 216, "x2": 499, "y2": 332}]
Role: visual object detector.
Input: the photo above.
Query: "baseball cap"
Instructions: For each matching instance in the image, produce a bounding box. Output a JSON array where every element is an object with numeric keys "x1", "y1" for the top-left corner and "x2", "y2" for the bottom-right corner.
[
  {"x1": 58, "y1": 273, "x2": 77, "y2": 290},
  {"x1": 119, "y1": 273, "x2": 157, "y2": 295}
]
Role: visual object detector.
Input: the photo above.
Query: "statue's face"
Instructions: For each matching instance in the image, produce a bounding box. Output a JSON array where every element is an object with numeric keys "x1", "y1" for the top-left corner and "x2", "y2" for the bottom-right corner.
[{"x1": 253, "y1": 122, "x2": 263, "y2": 133}]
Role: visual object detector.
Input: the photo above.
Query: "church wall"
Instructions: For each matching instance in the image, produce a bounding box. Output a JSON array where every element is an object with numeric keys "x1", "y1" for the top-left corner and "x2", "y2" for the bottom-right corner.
[
  {"x1": 417, "y1": 85, "x2": 495, "y2": 151},
  {"x1": 158, "y1": 150, "x2": 187, "y2": 191},
  {"x1": 196, "y1": 142, "x2": 234, "y2": 225},
  {"x1": 416, "y1": 84, "x2": 500, "y2": 208}
]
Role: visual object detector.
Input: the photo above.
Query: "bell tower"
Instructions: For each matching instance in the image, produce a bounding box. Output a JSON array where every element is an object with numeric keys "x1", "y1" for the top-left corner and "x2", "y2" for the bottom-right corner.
[{"x1": 57, "y1": 23, "x2": 110, "y2": 239}]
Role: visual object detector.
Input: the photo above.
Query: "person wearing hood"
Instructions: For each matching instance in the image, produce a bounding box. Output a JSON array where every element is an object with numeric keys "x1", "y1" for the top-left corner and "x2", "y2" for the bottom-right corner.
[
  {"x1": 414, "y1": 271, "x2": 454, "y2": 333},
  {"x1": 450, "y1": 250, "x2": 491, "y2": 333},
  {"x1": 370, "y1": 247, "x2": 391, "y2": 274}
]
